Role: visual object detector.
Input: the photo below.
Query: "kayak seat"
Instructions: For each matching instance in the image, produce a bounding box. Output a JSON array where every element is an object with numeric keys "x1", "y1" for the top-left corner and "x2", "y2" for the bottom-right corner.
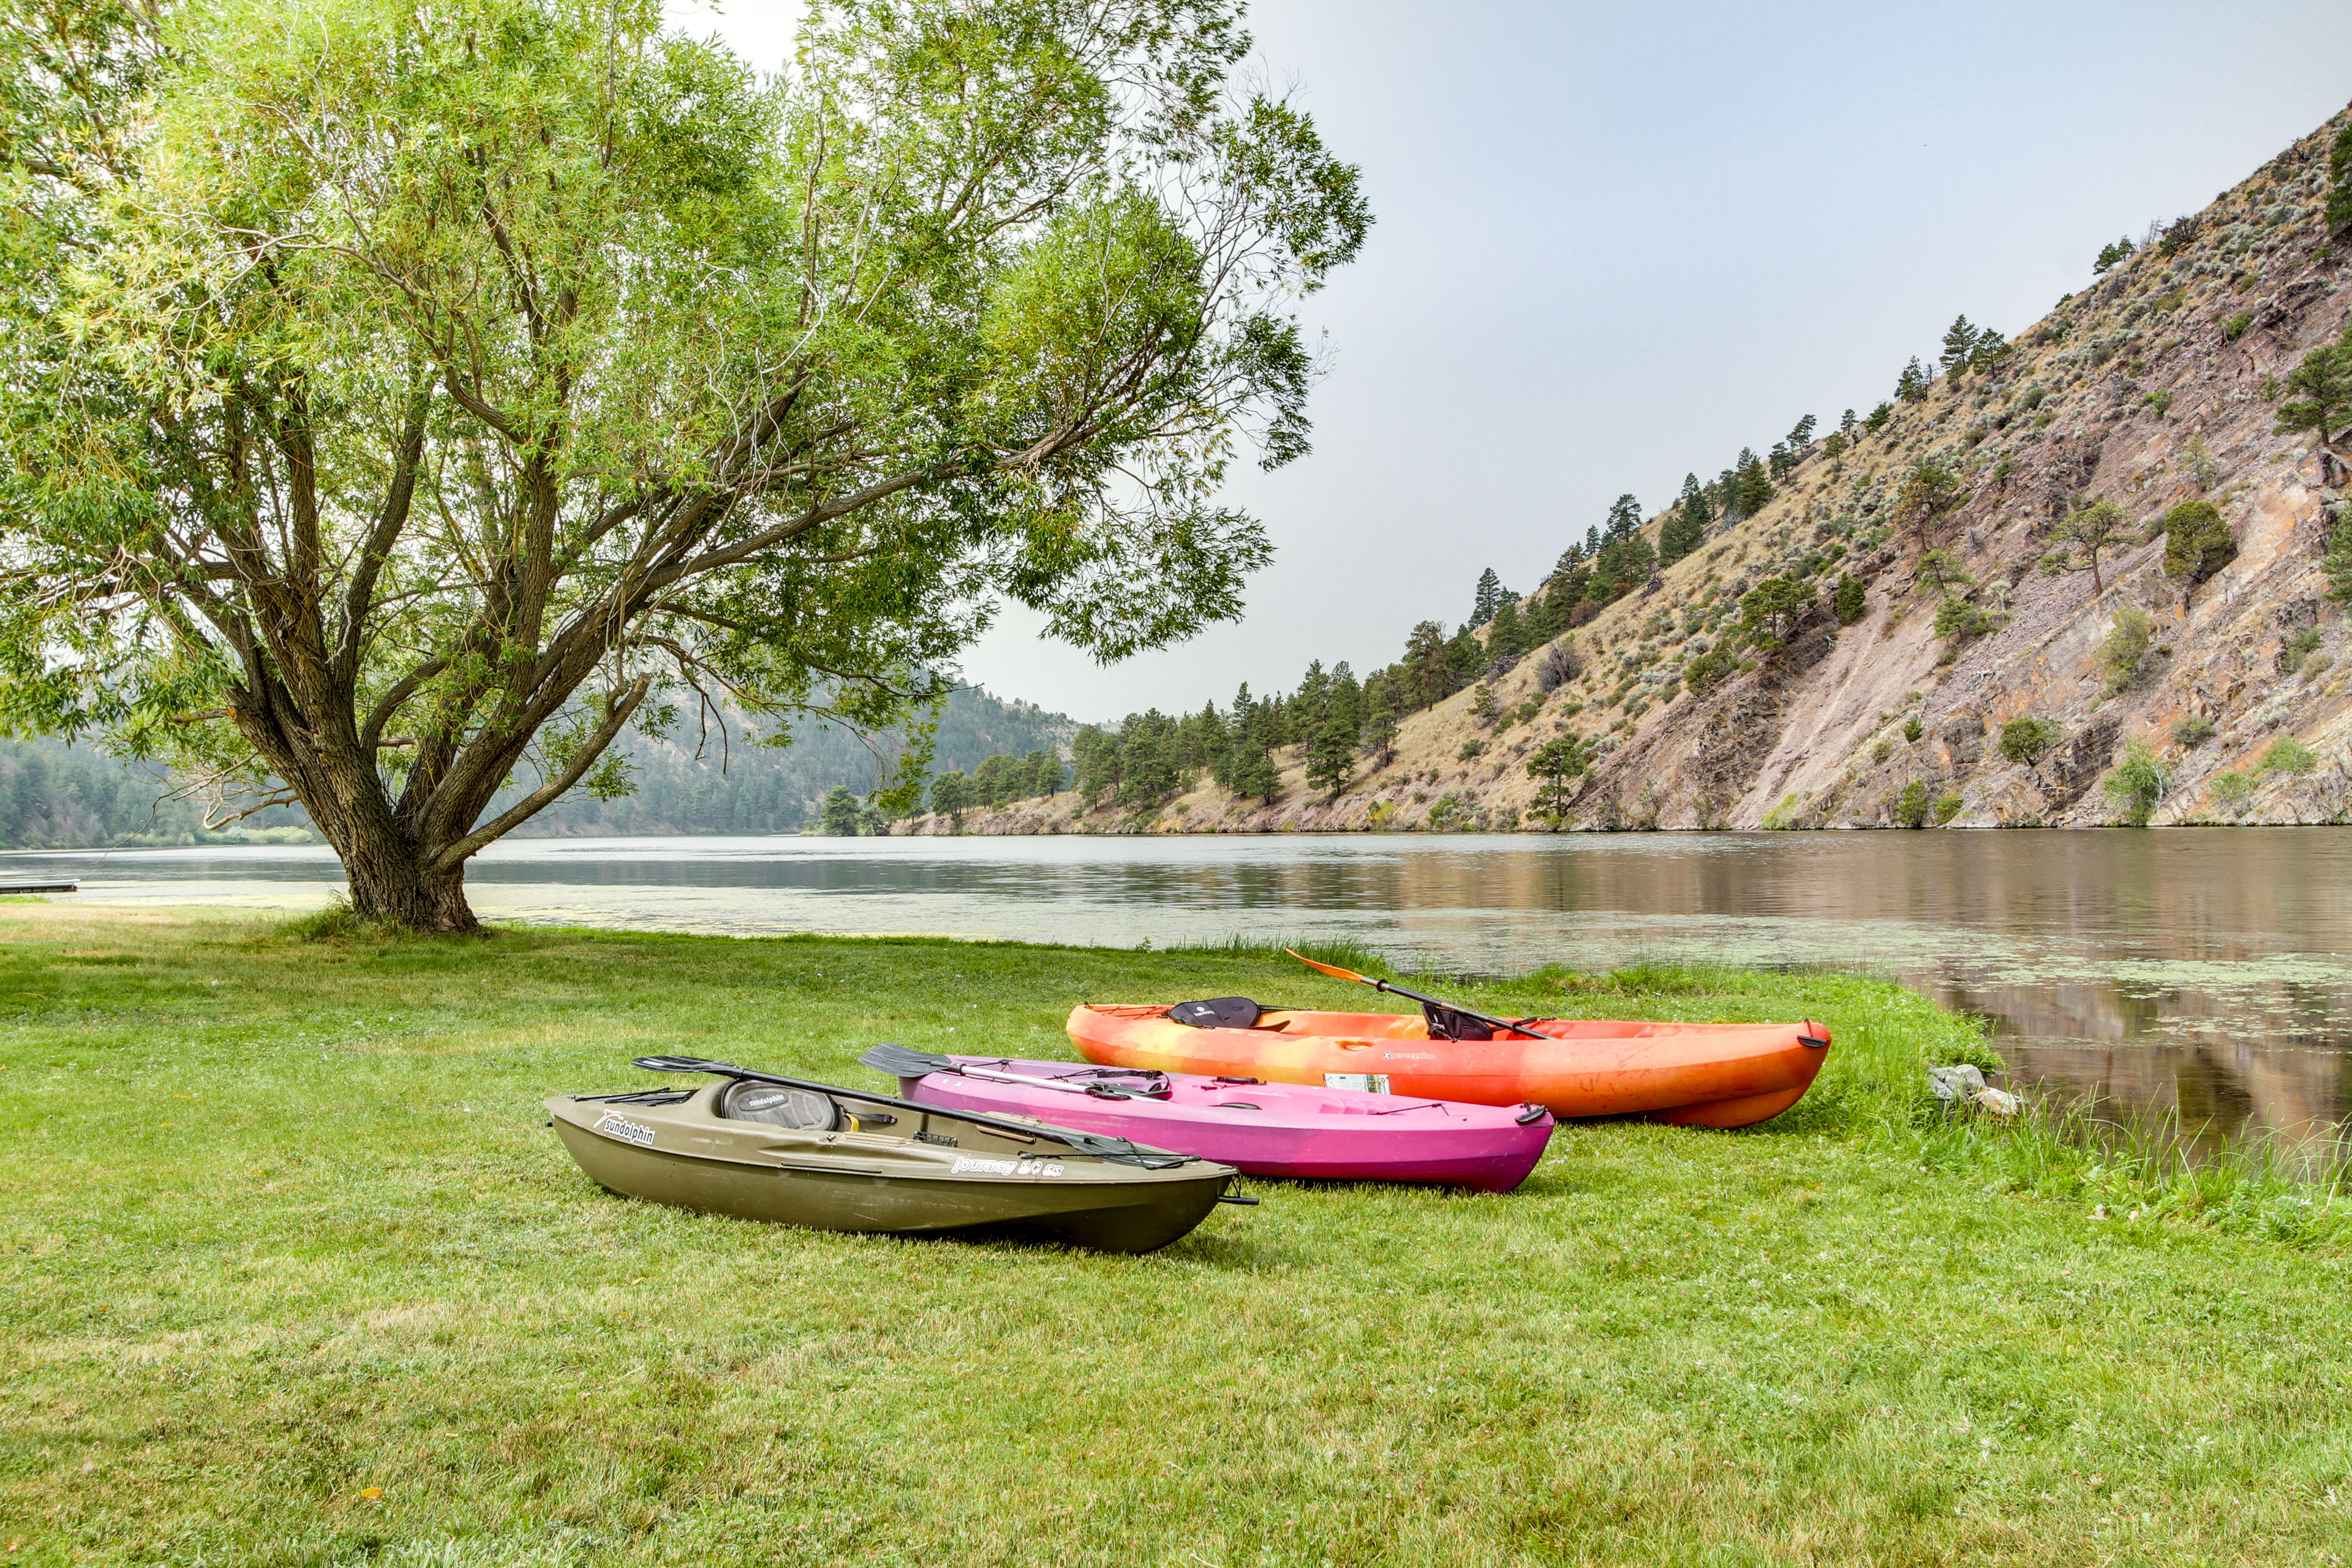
[{"x1": 718, "y1": 1080, "x2": 840, "y2": 1131}]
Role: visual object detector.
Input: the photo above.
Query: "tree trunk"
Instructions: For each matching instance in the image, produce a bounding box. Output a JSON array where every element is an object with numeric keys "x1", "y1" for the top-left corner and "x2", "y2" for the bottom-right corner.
[
  {"x1": 282, "y1": 738, "x2": 483, "y2": 932},
  {"x1": 341, "y1": 825, "x2": 480, "y2": 932}
]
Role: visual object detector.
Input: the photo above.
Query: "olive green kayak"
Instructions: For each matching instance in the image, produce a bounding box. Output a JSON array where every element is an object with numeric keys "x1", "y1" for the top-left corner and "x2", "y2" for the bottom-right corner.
[{"x1": 547, "y1": 1054, "x2": 1243, "y2": 1253}]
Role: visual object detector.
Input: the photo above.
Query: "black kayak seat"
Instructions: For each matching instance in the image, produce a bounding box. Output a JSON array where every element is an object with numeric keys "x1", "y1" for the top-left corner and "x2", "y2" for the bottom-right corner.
[
  {"x1": 1167, "y1": 997, "x2": 1265, "y2": 1029},
  {"x1": 719, "y1": 1080, "x2": 840, "y2": 1131}
]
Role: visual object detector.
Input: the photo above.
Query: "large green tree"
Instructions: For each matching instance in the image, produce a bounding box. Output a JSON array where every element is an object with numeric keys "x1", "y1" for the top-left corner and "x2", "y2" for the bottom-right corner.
[{"x1": 0, "y1": 0, "x2": 1365, "y2": 927}]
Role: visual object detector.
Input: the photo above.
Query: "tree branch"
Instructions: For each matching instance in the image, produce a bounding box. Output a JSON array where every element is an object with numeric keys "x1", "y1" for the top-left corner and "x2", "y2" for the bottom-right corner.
[{"x1": 424, "y1": 676, "x2": 649, "y2": 872}]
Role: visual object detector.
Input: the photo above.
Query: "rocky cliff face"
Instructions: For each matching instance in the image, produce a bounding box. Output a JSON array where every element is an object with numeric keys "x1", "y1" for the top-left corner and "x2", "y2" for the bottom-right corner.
[{"x1": 910, "y1": 108, "x2": 2352, "y2": 838}]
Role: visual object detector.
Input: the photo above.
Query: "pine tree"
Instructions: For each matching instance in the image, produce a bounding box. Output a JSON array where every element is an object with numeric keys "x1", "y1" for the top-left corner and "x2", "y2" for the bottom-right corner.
[
  {"x1": 928, "y1": 771, "x2": 974, "y2": 822},
  {"x1": 1291, "y1": 659, "x2": 1332, "y2": 740},
  {"x1": 1787, "y1": 414, "x2": 1817, "y2": 448},
  {"x1": 1327, "y1": 662, "x2": 1364, "y2": 736},
  {"x1": 1071, "y1": 725, "x2": 1121, "y2": 805},
  {"x1": 1895, "y1": 357, "x2": 1933, "y2": 401},
  {"x1": 1306, "y1": 711, "x2": 1357, "y2": 796},
  {"x1": 1839, "y1": 408, "x2": 1857, "y2": 435},
  {"x1": 2038, "y1": 499, "x2": 2130, "y2": 595},
  {"x1": 1469, "y1": 568, "x2": 1504, "y2": 627},
  {"x1": 1593, "y1": 526, "x2": 1656, "y2": 597},
  {"x1": 820, "y1": 785, "x2": 861, "y2": 834},
  {"x1": 1659, "y1": 477, "x2": 1706, "y2": 565},
  {"x1": 1768, "y1": 440, "x2": 1795, "y2": 480},
  {"x1": 2094, "y1": 236, "x2": 2135, "y2": 274},
  {"x1": 1226, "y1": 734, "x2": 1281, "y2": 802},
  {"x1": 1526, "y1": 580, "x2": 1574, "y2": 642},
  {"x1": 1446, "y1": 622, "x2": 1485, "y2": 688},
  {"x1": 2273, "y1": 325, "x2": 2352, "y2": 481},
  {"x1": 973, "y1": 753, "x2": 1011, "y2": 805},
  {"x1": 1891, "y1": 461, "x2": 1968, "y2": 549},
  {"x1": 1360, "y1": 683, "x2": 1400, "y2": 767},
  {"x1": 1485, "y1": 596, "x2": 1526, "y2": 658},
  {"x1": 1525, "y1": 734, "x2": 1591, "y2": 823},
  {"x1": 1734, "y1": 451, "x2": 1773, "y2": 517},
  {"x1": 1604, "y1": 493, "x2": 1643, "y2": 540},
  {"x1": 1400, "y1": 620, "x2": 1452, "y2": 709},
  {"x1": 2319, "y1": 508, "x2": 2352, "y2": 604},
  {"x1": 1177, "y1": 702, "x2": 1228, "y2": 774},
  {"x1": 1118, "y1": 711, "x2": 1182, "y2": 805},
  {"x1": 1031, "y1": 750, "x2": 1067, "y2": 797},
  {"x1": 1939, "y1": 315, "x2": 1981, "y2": 375}
]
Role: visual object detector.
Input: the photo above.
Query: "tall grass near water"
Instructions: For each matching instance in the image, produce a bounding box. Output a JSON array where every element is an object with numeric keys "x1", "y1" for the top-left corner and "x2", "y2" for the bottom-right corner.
[{"x1": 1911, "y1": 1092, "x2": 2352, "y2": 1247}]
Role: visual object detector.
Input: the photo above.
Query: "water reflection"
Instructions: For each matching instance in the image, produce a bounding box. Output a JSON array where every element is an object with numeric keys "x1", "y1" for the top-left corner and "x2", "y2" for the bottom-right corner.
[{"x1": 9, "y1": 828, "x2": 2349, "y2": 1138}]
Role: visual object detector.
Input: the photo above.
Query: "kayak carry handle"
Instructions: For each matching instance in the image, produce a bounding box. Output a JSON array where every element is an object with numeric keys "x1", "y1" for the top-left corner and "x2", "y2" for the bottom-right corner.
[{"x1": 1215, "y1": 1194, "x2": 1262, "y2": 1205}]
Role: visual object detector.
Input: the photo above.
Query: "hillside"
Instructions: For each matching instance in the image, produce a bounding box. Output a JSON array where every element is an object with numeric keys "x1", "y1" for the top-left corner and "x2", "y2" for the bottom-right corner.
[{"x1": 905, "y1": 107, "x2": 2352, "y2": 836}]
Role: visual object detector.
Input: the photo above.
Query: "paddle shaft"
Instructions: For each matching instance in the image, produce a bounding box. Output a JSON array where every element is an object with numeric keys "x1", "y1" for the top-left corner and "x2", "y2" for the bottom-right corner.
[
  {"x1": 1282, "y1": 949, "x2": 1545, "y2": 1039},
  {"x1": 1337, "y1": 974, "x2": 1542, "y2": 1041},
  {"x1": 630, "y1": 1056, "x2": 1177, "y2": 1158}
]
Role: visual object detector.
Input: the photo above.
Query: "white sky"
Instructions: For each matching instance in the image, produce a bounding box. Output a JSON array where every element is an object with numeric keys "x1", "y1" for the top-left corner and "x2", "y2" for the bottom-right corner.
[{"x1": 673, "y1": 1, "x2": 2352, "y2": 725}]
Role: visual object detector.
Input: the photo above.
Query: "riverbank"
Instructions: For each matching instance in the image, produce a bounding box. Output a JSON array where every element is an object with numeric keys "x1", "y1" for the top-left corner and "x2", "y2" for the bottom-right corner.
[{"x1": 4, "y1": 905, "x2": 2348, "y2": 1565}]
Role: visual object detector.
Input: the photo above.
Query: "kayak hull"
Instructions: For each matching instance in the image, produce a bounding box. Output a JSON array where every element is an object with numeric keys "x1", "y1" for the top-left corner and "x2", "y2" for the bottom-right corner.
[
  {"x1": 548, "y1": 1082, "x2": 1234, "y2": 1253},
  {"x1": 893, "y1": 1056, "x2": 1552, "y2": 1192},
  {"x1": 1067, "y1": 1007, "x2": 1830, "y2": 1128}
]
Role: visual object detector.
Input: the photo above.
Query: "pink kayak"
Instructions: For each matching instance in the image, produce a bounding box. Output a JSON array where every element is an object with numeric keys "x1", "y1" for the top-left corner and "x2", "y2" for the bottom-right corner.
[{"x1": 860, "y1": 1045, "x2": 1553, "y2": 1193}]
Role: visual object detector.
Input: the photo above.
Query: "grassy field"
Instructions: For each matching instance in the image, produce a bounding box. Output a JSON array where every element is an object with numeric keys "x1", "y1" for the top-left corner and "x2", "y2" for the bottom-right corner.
[{"x1": 2, "y1": 903, "x2": 2349, "y2": 1567}]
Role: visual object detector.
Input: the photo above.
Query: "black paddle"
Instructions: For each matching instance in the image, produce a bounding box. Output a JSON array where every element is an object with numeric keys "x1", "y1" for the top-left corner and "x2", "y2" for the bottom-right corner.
[
  {"x1": 629, "y1": 1054, "x2": 1195, "y2": 1167},
  {"x1": 1283, "y1": 949, "x2": 1549, "y2": 1041},
  {"x1": 858, "y1": 1044, "x2": 1167, "y2": 1099}
]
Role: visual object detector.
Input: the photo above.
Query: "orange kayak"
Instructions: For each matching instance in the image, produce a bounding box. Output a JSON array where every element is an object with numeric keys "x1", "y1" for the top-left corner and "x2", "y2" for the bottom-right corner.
[{"x1": 1066, "y1": 1006, "x2": 1830, "y2": 1128}]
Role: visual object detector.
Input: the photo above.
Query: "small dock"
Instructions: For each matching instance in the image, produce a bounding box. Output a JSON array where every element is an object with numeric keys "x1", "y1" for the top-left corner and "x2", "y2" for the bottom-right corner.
[{"x1": 0, "y1": 881, "x2": 79, "y2": 894}]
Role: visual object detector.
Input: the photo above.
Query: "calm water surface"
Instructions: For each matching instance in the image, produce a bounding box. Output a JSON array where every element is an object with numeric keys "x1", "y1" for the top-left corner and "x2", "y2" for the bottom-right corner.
[{"x1": 7, "y1": 829, "x2": 2349, "y2": 1138}]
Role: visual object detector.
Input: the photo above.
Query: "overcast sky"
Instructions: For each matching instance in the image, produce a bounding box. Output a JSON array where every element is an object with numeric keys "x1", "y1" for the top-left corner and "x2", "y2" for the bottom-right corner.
[{"x1": 676, "y1": 1, "x2": 2352, "y2": 725}]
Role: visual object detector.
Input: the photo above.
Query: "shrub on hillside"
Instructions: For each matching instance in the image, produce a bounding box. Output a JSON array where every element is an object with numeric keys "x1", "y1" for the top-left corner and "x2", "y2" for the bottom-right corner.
[
  {"x1": 2258, "y1": 736, "x2": 2318, "y2": 775},
  {"x1": 1536, "y1": 641, "x2": 1582, "y2": 693},
  {"x1": 2162, "y1": 500, "x2": 2237, "y2": 594},
  {"x1": 2103, "y1": 737, "x2": 2169, "y2": 826},
  {"x1": 1896, "y1": 781, "x2": 1931, "y2": 828},
  {"x1": 1998, "y1": 717, "x2": 2066, "y2": 766},
  {"x1": 1831, "y1": 574, "x2": 1868, "y2": 625},
  {"x1": 2278, "y1": 627, "x2": 2323, "y2": 674},
  {"x1": 2172, "y1": 715, "x2": 2217, "y2": 747},
  {"x1": 1683, "y1": 643, "x2": 1738, "y2": 695},
  {"x1": 2100, "y1": 606, "x2": 2157, "y2": 692},
  {"x1": 2209, "y1": 771, "x2": 2256, "y2": 818}
]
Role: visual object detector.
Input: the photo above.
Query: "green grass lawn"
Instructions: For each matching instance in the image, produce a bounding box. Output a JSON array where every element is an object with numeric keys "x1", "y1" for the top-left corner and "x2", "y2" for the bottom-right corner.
[{"x1": 3, "y1": 904, "x2": 2348, "y2": 1566}]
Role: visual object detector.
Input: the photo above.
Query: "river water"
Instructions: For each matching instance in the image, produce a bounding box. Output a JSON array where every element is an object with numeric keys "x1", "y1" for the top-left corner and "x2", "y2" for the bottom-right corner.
[{"x1": 7, "y1": 829, "x2": 2349, "y2": 1139}]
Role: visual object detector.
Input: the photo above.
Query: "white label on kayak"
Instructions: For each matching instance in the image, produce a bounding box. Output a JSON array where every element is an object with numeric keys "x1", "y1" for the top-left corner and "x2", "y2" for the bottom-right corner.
[
  {"x1": 948, "y1": 1155, "x2": 1065, "y2": 1177},
  {"x1": 595, "y1": 1114, "x2": 657, "y2": 1147},
  {"x1": 1324, "y1": 1073, "x2": 1390, "y2": 1094},
  {"x1": 1383, "y1": 1052, "x2": 1436, "y2": 1061}
]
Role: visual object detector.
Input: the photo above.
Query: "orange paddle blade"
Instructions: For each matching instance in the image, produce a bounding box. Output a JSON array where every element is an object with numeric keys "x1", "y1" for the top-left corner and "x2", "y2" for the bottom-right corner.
[{"x1": 1285, "y1": 948, "x2": 1369, "y2": 984}]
